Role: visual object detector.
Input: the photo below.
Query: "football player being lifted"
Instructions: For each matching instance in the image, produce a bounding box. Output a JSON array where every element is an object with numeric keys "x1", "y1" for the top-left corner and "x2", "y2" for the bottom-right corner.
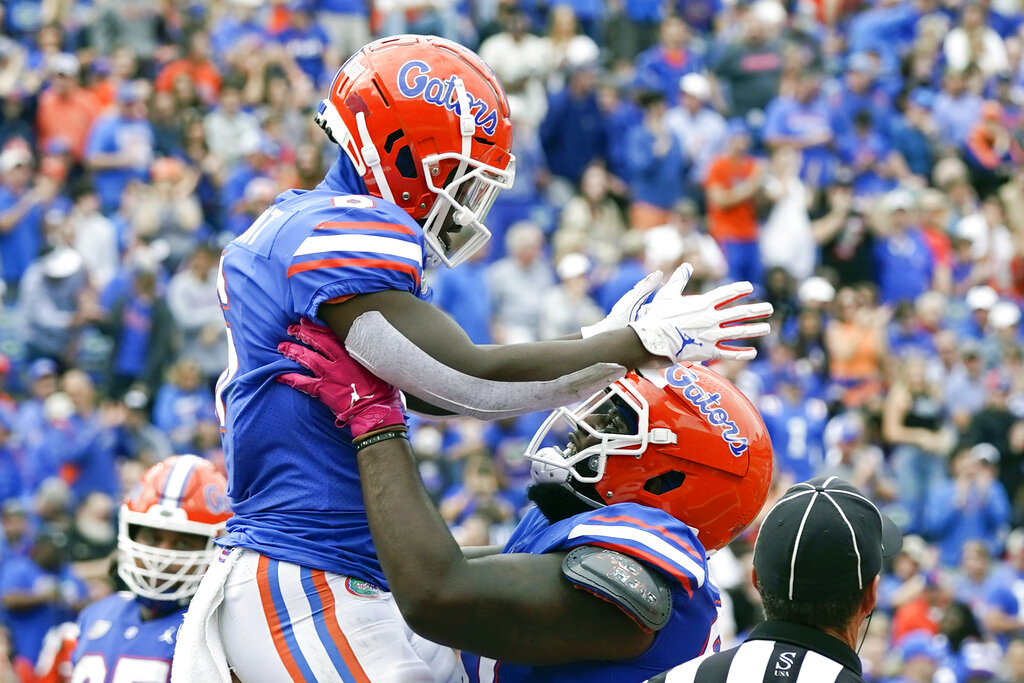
[
  {"x1": 37, "y1": 455, "x2": 231, "y2": 683},
  {"x1": 271, "y1": 318, "x2": 773, "y2": 681},
  {"x1": 178, "y1": 34, "x2": 771, "y2": 681}
]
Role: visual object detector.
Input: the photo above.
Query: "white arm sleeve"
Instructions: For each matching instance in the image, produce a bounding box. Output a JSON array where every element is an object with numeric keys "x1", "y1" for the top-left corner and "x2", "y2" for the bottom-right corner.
[{"x1": 344, "y1": 311, "x2": 626, "y2": 420}]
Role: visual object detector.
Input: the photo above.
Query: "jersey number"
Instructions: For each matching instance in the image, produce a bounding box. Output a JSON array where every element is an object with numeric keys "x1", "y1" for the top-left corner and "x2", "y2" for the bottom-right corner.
[{"x1": 72, "y1": 654, "x2": 170, "y2": 683}]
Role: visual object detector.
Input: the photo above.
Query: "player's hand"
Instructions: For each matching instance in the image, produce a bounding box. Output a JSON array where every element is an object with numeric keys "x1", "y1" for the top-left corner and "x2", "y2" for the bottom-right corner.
[
  {"x1": 580, "y1": 270, "x2": 663, "y2": 339},
  {"x1": 277, "y1": 318, "x2": 407, "y2": 441},
  {"x1": 626, "y1": 264, "x2": 773, "y2": 363}
]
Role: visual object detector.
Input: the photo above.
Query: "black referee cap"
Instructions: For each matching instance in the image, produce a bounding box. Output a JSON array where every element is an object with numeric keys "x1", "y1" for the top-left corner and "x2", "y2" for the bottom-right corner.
[{"x1": 753, "y1": 476, "x2": 902, "y2": 601}]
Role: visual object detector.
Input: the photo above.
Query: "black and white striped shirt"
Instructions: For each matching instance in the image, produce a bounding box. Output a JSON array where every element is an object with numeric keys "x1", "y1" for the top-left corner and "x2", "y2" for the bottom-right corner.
[{"x1": 646, "y1": 621, "x2": 866, "y2": 683}]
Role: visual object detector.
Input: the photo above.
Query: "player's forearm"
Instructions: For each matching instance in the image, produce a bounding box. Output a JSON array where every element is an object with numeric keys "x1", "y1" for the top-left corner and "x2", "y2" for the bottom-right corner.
[
  {"x1": 357, "y1": 438, "x2": 653, "y2": 663},
  {"x1": 323, "y1": 291, "x2": 652, "y2": 383},
  {"x1": 356, "y1": 437, "x2": 478, "y2": 623}
]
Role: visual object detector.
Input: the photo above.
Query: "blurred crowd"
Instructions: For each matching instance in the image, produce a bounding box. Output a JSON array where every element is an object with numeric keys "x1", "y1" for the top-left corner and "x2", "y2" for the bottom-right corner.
[{"x1": 1, "y1": 0, "x2": 1024, "y2": 680}]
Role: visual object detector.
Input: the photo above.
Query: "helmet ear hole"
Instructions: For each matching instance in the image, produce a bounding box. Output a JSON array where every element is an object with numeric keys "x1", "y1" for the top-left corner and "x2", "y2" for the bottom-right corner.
[
  {"x1": 395, "y1": 145, "x2": 418, "y2": 179},
  {"x1": 643, "y1": 471, "x2": 687, "y2": 496}
]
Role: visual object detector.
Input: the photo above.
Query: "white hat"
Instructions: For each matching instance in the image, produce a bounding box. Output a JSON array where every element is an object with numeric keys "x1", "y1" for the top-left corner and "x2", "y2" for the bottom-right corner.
[
  {"x1": 0, "y1": 146, "x2": 31, "y2": 173},
  {"x1": 679, "y1": 73, "x2": 711, "y2": 102},
  {"x1": 643, "y1": 226, "x2": 685, "y2": 266},
  {"x1": 989, "y1": 300, "x2": 1021, "y2": 329},
  {"x1": 41, "y1": 247, "x2": 83, "y2": 279},
  {"x1": 750, "y1": 0, "x2": 787, "y2": 25},
  {"x1": 798, "y1": 276, "x2": 835, "y2": 304},
  {"x1": 966, "y1": 285, "x2": 998, "y2": 311},
  {"x1": 556, "y1": 252, "x2": 591, "y2": 281},
  {"x1": 50, "y1": 52, "x2": 79, "y2": 76},
  {"x1": 43, "y1": 392, "x2": 75, "y2": 422},
  {"x1": 883, "y1": 189, "x2": 915, "y2": 212}
]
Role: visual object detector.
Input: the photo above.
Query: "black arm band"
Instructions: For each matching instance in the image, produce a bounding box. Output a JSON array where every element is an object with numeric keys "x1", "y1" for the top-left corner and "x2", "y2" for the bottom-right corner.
[{"x1": 355, "y1": 430, "x2": 409, "y2": 451}]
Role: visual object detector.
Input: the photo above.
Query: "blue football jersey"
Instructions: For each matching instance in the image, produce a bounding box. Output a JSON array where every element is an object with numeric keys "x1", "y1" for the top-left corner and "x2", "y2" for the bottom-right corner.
[
  {"x1": 216, "y1": 159, "x2": 429, "y2": 587},
  {"x1": 462, "y1": 502, "x2": 722, "y2": 682},
  {"x1": 70, "y1": 592, "x2": 183, "y2": 683}
]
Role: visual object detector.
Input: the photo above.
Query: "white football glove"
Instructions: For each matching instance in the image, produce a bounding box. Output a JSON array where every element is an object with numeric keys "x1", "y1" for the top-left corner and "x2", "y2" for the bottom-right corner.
[
  {"x1": 580, "y1": 270, "x2": 664, "y2": 339},
  {"x1": 626, "y1": 264, "x2": 773, "y2": 363}
]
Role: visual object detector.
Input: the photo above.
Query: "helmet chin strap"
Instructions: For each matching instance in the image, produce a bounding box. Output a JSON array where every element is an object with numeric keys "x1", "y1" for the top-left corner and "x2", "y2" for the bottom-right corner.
[
  {"x1": 355, "y1": 110, "x2": 395, "y2": 204},
  {"x1": 449, "y1": 77, "x2": 475, "y2": 225}
]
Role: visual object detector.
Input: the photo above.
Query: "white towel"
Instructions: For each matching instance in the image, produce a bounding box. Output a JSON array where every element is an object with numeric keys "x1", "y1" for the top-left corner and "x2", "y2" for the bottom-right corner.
[{"x1": 172, "y1": 546, "x2": 241, "y2": 683}]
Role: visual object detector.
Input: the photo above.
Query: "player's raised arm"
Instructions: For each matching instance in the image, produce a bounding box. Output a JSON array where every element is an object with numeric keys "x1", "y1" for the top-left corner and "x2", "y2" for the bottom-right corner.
[{"x1": 320, "y1": 262, "x2": 772, "y2": 420}]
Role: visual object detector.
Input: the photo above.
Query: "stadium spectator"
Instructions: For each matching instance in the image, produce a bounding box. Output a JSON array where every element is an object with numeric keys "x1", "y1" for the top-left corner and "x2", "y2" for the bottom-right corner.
[
  {"x1": 952, "y1": 540, "x2": 1004, "y2": 613},
  {"x1": 963, "y1": 370, "x2": 1024, "y2": 507},
  {"x1": 35, "y1": 54, "x2": 99, "y2": 162},
  {"x1": 710, "y1": 3, "x2": 784, "y2": 117},
  {"x1": 763, "y1": 67, "x2": 834, "y2": 186},
  {"x1": 84, "y1": 81, "x2": 154, "y2": 216},
  {"x1": 97, "y1": 265, "x2": 174, "y2": 400},
  {"x1": 537, "y1": 5, "x2": 599, "y2": 93},
  {"x1": 884, "y1": 354, "x2": 951, "y2": 534},
  {"x1": 705, "y1": 121, "x2": 764, "y2": 287},
  {"x1": 759, "y1": 147, "x2": 815, "y2": 281},
  {"x1": 665, "y1": 73, "x2": 727, "y2": 193},
  {"x1": 109, "y1": 388, "x2": 172, "y2": 465},
  {"x1": 934, "y1": 69, "x2": 985, "y2": 147},
  {"x1": 167, "y1": 243, "x2": 225, "y2": 388},
  {"x1": 486, "y1": 221, "x2": 554, "y2": 344},
  {"x1": 553, "y1": 162, "x2": 627, "y2": 267},
  {"x1": 624, "y1": 89, "x2": 686, "y2": 229},
  {"x1": 539, "y1": 252, "x2": 603, "y2": 339},
  {"x1": 540, "y1": 61, "x2": 607, "y2": 187},
  {"x1": 431, "y1": 245, "x2": 493, "y2": 345},
  {"x1": 154, "y1": 30, "x2": 222, "y2": 106},
  {"x1": 826, "y1": 285, "x2": 887, "y2": 408},
  {"x1": 152, "y1": 358, "x2": 214, "y2": 454},
  {"x1": 873, "y1": 190, "x2": 937, "y2": 306},
  {"x1": 202, "y1": 79, "x2": 262, "y2": 169},
  {"x1": 274, "y1": 1, "x2": 337, "y2": 88},
  {"x1": 925, "y1": 444, "x2": 1011, "y2": 567},
  {"x1": 633, "y1": 16, "x2": 702, "y2": 106},
  {"x1": 0, "y1": 526, "x2": 86, "y2": 664},
  {"x1": 17, "y1": 247, "x2": 96, "y2": 366},
  {"x1": 0, "y1": 144, "x2": 55, "y2": 297},
  {"x1": 965, "y1": 101, "x2": 1024, "y2": 199},
  {"x1": 478, "y1": 5, "x2": 548, "y2": 129},
  {"x1": 945, "y1": 2, "x2": 1010, "y2": 77}
]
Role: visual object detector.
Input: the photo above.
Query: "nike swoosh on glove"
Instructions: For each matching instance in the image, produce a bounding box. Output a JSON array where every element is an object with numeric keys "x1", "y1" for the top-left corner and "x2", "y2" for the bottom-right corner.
[
  {"x1": 276, "y1": 318, "x2": 407, "y2": 441},
  {"x1": 626, "y1": 265, "x2": 773, "y2": 363}
]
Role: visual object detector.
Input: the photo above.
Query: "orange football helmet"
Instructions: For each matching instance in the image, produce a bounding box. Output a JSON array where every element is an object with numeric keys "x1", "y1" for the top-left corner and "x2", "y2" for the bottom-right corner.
[
  {"x1": 527, "y1": 363, "x2": 774, "y2": 551},
  {"x1": 315, "y1": 35, "x2": 516, "y2": 267},
  {"x1": 118, "y1": 455, "x2": 232, "y2": 603}
]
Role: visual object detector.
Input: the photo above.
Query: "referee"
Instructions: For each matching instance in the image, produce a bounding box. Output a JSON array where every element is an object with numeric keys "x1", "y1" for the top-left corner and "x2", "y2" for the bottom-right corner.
[{"x1": 647, "y1": 476, "x2": 902, "y2": 683}]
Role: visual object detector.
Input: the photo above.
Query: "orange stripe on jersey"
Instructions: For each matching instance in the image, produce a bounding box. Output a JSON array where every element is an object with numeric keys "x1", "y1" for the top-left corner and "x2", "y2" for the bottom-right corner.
[
  {"x1": 257, "y1": 555, "x2": 305, "y2": 682},
  {"x1": 286, "y1": 257, "x2": 421, "y2": 286},
  {"x1": 583, "y1": 541, "x2": 694, "y2": 597},
  {"x1": 590, "y1": 514, "x2": 705, "y2": 565},
  {"x1": 310, "y1": 570, "x2": 371, "y2": 683},
  {"x1": 314, "y1": 221, "x2": 417, "y2": 236}
]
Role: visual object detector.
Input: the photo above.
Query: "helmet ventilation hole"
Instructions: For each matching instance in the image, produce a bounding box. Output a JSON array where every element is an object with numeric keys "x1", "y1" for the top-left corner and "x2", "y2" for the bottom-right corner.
[
  {"x1": 395, "y1": 145, "x2": 417, "y2": 179},
  {"x1": 371, "y1": 79, "x2": 390, "y2": 106},
  {"x1": 643, "y1": 471, "x2": 687, "y2": 495}
]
